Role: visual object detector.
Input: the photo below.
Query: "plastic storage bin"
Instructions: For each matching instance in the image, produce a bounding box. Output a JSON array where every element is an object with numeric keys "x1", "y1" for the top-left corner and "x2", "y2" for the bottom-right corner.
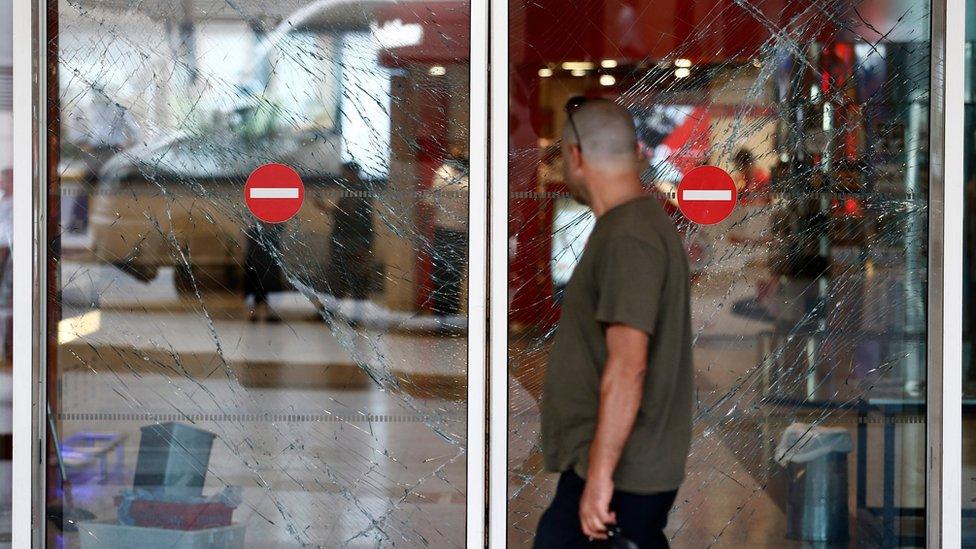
[
  {"x1": 133, "y1": 422, "x2": 215, "y2": 497},
  {"x1": 123, "y1": 498, "x2": 234, "y2": 530},
  {"x1": 78, "y1": 522, "x2": 245, "y2": 549}
]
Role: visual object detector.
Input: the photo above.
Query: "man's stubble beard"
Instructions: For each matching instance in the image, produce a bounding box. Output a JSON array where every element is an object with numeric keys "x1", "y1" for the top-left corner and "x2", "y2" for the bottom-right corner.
[{"x1": 565, "y1": 176, "x2": 590, "y2": 207}]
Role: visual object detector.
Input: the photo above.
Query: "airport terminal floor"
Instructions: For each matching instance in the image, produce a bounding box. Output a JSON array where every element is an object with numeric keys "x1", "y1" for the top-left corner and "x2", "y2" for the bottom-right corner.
[{"x1": 2, "y1": 0, "x2": 976, "y2": 547}]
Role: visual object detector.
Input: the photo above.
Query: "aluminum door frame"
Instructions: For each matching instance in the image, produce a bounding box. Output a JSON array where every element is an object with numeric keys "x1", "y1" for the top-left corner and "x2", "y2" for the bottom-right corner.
[
  {"x1": 13, "y1": 0, "x2": 47, "y2": 544},
  {"x1": 487, "y1": 0, "x2": 964, "y2": 547},
  {"x1": 11, "y1": 0, "x2": 966, "y2": 546},
  {"x1": 928, "y1": 0, "x2": 963, "y2": 546},
  {"x1": 12, "y1": 0, "x2": 491, "y2": 546}
]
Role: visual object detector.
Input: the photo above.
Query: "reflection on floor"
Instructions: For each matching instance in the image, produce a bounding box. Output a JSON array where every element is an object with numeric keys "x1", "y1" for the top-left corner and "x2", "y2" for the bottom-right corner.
[
  {"x1": 55, "y1": 263, "x2": 470, "y2": 547},
  {"x1": 57, "y1": 388, "x2": 467, "y2": 547},
  {"x1": 51, "y1": 260, "x2": 955, "y2": 547},
  {"x1": 509, "y1": 267, "x2": 930, "y2": 548}
]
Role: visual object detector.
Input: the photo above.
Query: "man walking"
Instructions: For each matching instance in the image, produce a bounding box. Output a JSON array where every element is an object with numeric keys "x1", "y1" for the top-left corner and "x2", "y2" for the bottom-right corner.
[{"x1": 535, "y1": 98, "x2": 693, "y2": 549}]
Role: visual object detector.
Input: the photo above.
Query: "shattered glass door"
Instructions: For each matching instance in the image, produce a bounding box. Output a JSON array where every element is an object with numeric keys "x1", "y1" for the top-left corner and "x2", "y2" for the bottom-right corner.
[
  {"x1": 506, "y1": 1, "x2": 932, "y2": 547},
  {"x1": 49, "y1": 1, "x2": 474, "y2": 546}
]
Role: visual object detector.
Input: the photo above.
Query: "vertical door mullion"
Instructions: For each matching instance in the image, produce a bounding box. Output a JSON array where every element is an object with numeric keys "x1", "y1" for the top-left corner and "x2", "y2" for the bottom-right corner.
[
  {"x1": 15, "y1": 1, "x2": 494, "y2": 547},
  {"x1": 488, "y1": 0, "x2": 509, "y2": 544},
  {"x1": 929, "y1": 0, "x2": 963, "y2": 546},
  {"x1": 12, "y1": 0, "x2": 44, "y2": 546},
  {"x1": 468, "y1": 0, "x2": 489, "y2": 546}
]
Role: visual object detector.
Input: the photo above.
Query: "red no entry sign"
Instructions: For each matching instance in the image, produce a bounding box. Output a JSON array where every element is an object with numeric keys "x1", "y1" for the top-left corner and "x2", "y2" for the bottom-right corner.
[
  {"x1": 676, "y1": 165, "x2": 738, "y2": 225},
  {"x1": 244, "y1": 163, "x2": 305, "y2": 224}
]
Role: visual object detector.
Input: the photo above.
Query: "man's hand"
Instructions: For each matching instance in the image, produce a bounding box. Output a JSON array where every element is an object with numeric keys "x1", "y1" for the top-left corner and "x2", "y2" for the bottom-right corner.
[{"x1": 579, "y1": 474, "x2": 616, "y2": 540}]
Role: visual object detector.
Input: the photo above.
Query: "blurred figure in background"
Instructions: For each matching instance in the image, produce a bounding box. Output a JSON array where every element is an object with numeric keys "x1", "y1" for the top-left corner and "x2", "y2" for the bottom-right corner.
[
  {"x1": 429, "y1": 148, "x2": 469, "y2": 316},
  {"x1": 69, "y1": 92, "x2": 140, "y2": 233},
  {"x1": 243, "y1": 222, "x2": 284, "y2": 323},
  {"x1": 0, "y1": 168, "x2": 10, "y2": 360},
  {"x1": 731, "y1": 148, "x2": 770, "y2": 204},
  {"x1": 550, "y1": 197, "x2": 595, "y2": 306},
  {"x1": 0, "y1": 168, "x2": 9, "y2": 533},
  {"x1": 325, "y1": 162, "x2": 375, "y2": 301},
  {"x1": 726, "y1": 147, "x2": 776, "y2": 250},
  {"x1": 966, "y1": 174, "x2": 976, "y2": 394},
  {"x1": 84, "y1": 91, "x2": 140, "y2": 152}
]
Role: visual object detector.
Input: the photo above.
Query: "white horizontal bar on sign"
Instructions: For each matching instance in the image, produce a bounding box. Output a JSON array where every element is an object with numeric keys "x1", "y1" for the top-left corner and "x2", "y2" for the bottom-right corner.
[
  {"x1": 682, "y1": 189, "x2": 732, "y2": 201},
  {"x1": 250, "y1": 187, "x2": 299, "y2": 199}
]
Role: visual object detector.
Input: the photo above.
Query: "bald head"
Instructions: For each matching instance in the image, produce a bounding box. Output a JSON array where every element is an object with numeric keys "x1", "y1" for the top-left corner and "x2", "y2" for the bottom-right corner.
[{"x1": 562, "y1": 99, "x2": 638, "y2": 168}]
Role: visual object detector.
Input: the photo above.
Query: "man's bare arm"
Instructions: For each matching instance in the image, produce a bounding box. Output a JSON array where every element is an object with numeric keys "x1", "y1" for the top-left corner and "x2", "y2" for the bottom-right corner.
[{"x1": 578, "y1": 323, "x2": 649, "y2": 539}]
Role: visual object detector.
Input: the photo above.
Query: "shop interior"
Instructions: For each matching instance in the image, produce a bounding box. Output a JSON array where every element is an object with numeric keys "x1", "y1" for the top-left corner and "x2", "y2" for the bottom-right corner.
[
  {"x1": 504, "y1": 0, "x2": 942, "y2": 547},
  {"x1": 13, "y1": 0, "x2": 973, "y2": 547}
]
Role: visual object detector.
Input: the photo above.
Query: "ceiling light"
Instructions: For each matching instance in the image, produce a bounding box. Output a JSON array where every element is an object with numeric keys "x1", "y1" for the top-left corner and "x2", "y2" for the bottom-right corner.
[
  {"x1": 599, "y1": 74, "x2": 616, "y2": 86},
  {"x1": 675, "y1": 58, "x2": 692, "y2": 68},
  {"x1": 561, "y1": 61, "x2": 595, "y2": 71},
  {"x1": 538, "y1": 67, "x2": 553, "y2": 78},
  {"x1": 674, "y1": 67, "x2": 691, "y2": 78},
  {"x1": 429, "y1": 65, "x2": 446, "y2": 76},
  {"x1": 570, "y1": 69, "x2": 587, "y2": 77},
  {"x1": 371, "y1": 20, "x2": 424, "y2": 49},
  {"x1": 600, "y1": 59, "x2": 618, "y2": 68}
]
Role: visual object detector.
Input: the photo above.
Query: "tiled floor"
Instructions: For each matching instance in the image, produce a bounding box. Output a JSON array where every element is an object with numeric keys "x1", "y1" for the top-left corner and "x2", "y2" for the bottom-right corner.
[
  {"x1": 45, "y1": 259, "x2": 951, "y2": 547},
  {"x1": 58, "y1": 384, "x2": 469, "y2": 547}
]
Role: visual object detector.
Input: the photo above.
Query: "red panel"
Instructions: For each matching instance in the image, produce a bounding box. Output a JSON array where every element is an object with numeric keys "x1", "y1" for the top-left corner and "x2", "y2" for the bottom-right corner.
[
  {"x1": 378, "y1": 1, "x2": 849, "y2": 326},
  {"x1": 516, "y1": 0, "x2": 827, "y2": 65},
  {"x1": 413, "y1": 82, "x2": 451, "y2": 312},
  {"x1": 376, "y1": 2, "x2": 470, "y2": 66},
  {"x1": 377, "y1": 0, "x2": 842, "y2": 67}
]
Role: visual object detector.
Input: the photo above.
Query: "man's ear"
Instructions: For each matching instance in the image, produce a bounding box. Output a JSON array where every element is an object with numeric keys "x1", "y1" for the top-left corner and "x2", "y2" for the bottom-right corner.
[{"x1": 570, "y1": 144, "x2": 584, "y2": 170}]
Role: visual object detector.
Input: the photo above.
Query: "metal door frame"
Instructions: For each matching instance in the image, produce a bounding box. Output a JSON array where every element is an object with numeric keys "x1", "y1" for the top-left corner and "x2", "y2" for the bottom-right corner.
[
  {"x1": 11, "y1": 0, "x2": 490, "y2": 545},
  {"x1": 13, "y1": 0, "x2": 47, "y2": 544},
  {"x1": 487, "y1": 0, "x2": 963, "y2": 547},
  {"x1": 9, "y1": 0, "x2": 965, "y2": 546},
  {"x1": 927, "y1": 0, "x2": 963, "y2": 546}
]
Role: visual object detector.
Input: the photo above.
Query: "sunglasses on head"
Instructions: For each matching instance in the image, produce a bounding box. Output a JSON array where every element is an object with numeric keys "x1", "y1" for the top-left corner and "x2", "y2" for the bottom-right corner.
[{"x1": 565, "y1": 95, "x2": 589, "y2": 153}]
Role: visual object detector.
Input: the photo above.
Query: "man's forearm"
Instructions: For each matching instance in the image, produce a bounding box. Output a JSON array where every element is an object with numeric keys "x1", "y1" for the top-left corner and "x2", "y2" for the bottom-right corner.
[{"x1": 586, "y1": 356, "x2": 646, "y2": 480}]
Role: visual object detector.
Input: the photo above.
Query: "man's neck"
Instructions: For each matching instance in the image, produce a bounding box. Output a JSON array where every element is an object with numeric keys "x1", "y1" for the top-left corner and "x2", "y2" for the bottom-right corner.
[{"x1": 587, "y1": 172, "x2": 644, "y2": 217}]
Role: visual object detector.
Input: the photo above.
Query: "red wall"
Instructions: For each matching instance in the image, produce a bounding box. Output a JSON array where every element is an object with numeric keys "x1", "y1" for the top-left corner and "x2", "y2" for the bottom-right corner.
[{"x1": 379, "y1": 0, "x2": 843, "y2": 326}]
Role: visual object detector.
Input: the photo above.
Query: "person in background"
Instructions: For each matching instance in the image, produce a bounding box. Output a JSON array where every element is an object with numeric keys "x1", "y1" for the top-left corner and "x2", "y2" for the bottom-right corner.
[
  {"x1": 243, "y1": 221, "x2": 284, "y2": 323},
  {"x1": 731, "y1": 148, "x2": 771, "y2": 204},
  {"x1": 0, "y1": 169, "x2": 10, "y2": 360},
  {"x1": 325, "y1": 162, "x2": 375, "y2": 301},
  {"x1": 550, "y1": 198, "x2": 596, "y2": 306},
  {"x1": 535, "y1": 97, "x2": 692, "y2": 548},
  {"x1": 70, "y1": 92, "x2": 140, "y2": 233},
  {"x1": 965, "y1": 174, "x2": 976, "y2": 394},
  {"x1": 429, "y1": 148, "x2": 469, "y2": 316}
]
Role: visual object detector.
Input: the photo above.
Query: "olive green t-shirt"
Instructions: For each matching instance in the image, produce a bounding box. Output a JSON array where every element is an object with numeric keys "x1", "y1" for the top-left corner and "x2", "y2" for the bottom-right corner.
[{"x1": 541, "y1": 195, "x2": 693, "y2": 494}]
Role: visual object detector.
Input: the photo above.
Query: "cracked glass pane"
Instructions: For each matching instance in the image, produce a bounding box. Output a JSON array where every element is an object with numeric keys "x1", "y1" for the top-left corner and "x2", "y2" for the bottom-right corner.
[
  {"x1": 507, "y1": 1, "x2": 931, "y2": 547},
  {"x1": 49, "y1": 1, "x2": 471, "y2": 546}
]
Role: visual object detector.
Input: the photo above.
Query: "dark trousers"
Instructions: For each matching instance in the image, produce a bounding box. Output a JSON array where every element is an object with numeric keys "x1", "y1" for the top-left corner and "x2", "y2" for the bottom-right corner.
[
  {"x1": 243, "y1": 225, "x2": 283, "y2": 305},
  {"x1": 534, "y1": 471, "x2": 677, "y2": 549},
  {"x1": 431, "y1": 228, "x2": 467, "y2": 315},
  {"x1": 326, "y1": 247, "x2": 371, "y2": 300}
]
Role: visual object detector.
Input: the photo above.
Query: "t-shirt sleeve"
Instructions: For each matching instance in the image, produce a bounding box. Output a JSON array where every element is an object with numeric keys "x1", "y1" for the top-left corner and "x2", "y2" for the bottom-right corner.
[{"x1": 594, "y1": 236, "x2": 667, "y2": 336}]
